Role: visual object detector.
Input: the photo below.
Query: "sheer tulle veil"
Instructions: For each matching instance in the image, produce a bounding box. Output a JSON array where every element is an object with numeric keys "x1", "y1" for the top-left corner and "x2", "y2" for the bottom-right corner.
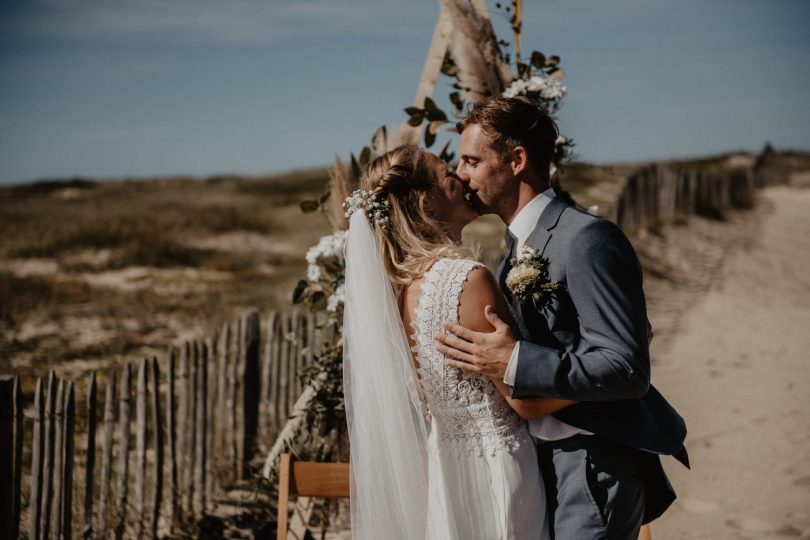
[{"x1": 343, "y1": 211, "x2": 454, "y2": 539}]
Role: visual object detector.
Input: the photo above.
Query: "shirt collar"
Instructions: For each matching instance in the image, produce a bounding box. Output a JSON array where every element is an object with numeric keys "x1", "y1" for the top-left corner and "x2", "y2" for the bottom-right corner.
[{"x1": 508, "y1": 188, "x2": 556, "y2": 246}]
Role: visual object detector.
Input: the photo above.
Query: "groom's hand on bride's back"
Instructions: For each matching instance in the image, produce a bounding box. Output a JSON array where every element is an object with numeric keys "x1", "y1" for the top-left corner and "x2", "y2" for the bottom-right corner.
[{"x1": 435, "y1": 296, "x2": 517, "y2": 380}]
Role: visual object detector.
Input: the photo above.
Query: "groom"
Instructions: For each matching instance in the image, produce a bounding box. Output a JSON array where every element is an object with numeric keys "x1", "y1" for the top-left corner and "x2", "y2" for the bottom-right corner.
[{"x1": 436, "y1": 96, "x2": 688, "y2": 539}]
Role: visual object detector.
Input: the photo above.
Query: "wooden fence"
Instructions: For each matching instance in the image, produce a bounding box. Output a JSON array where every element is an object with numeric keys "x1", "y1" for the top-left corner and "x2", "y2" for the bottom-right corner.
[
  {"x1": 1, "y1": 152, "x2": 794, "y2": 538},
  {"x1": 0, "y1": 309, "x2": 334, "y2": 539},
  {"x1": 613, "y1": 163, "x2": 757, "y2": 236}
]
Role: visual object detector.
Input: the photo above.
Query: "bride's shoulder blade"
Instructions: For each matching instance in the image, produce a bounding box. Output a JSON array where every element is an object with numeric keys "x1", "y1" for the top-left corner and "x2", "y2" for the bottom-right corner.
[{"x1": 457, "y1": 264, "x2": 514, "y2": 334}]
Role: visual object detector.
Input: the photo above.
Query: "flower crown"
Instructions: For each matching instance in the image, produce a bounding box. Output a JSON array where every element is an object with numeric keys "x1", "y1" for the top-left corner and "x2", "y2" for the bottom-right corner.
[{"x1": 343, "y1": 189, "x2": 391, "y2": 230}]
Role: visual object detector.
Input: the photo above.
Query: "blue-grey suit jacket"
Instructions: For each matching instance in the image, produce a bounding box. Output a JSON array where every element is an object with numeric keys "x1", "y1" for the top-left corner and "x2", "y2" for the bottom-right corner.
[{"x1": 501, "y1": 196, "x2": 688, "y2": 462}]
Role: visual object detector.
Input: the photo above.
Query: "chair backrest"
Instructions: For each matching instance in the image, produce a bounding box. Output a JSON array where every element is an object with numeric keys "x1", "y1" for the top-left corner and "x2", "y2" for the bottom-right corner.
[
  {"x1": 276, "y1": 453, "x2": 653, "y2": 539},
  {"x1": 276, "y1": 453, "x2": 350, "y2": 540}
]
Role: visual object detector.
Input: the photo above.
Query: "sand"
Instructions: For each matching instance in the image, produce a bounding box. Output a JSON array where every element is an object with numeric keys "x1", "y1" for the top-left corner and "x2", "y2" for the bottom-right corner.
[{"x1": 649, "y1": 186, "x2": 810, "y2": 539}]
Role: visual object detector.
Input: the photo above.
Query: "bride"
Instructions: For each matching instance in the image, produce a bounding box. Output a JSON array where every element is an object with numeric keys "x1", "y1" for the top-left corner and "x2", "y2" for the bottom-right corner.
[{"x1": 342, "y1": 144, "x2": 574, "y2": 539}]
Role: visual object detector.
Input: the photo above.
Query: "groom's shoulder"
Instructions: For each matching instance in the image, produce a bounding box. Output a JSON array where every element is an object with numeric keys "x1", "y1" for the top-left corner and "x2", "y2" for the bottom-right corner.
[
  {"x1": 555, "y1": 205, "x2": 633, "y2": 250},
  {"x1": 557, "y1": 202, "x2": 611, "y2": 233}
]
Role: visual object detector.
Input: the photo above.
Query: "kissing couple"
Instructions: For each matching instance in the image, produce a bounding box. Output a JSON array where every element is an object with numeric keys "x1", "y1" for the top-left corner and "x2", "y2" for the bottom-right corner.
[{"x1": 342, "y1": 96, "x2": 689, "y2": 539}]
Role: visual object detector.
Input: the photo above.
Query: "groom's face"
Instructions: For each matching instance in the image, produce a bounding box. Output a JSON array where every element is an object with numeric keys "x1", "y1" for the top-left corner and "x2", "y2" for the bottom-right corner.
[{"x1": 457, "y1": 123, "x2": 515, "y2": 216}]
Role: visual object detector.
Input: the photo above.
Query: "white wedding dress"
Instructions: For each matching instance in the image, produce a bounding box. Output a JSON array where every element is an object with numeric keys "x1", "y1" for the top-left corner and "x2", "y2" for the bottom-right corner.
[
  {"x1": 411, "y1": 258, "x2": 549, "y2": 540},
  {"x1": 343, "y1": 213, "x2": 549, "y2": 540}
]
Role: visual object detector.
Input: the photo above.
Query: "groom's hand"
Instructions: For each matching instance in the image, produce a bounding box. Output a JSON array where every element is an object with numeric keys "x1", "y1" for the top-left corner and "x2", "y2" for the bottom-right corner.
[{"x1": 435, "y1": 306, "x2": 516, "y2": 380}]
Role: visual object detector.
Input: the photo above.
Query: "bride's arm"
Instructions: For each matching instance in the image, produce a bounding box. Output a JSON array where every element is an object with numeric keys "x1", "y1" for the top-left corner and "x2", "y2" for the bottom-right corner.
[{"x1": 457, "y1": 266, "x2": 576, "y2": 421}]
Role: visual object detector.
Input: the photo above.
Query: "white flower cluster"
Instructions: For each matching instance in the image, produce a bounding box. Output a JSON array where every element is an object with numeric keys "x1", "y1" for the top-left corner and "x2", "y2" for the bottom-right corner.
[
  {"x1": 505, "y1": 265, "x2": 541, "y2": 296},
  {"x1": 505, "y1": 244, "x2": 559, "y2": 307},
  {"x1": 502, "y1": 73, "x2": 567, "y2": 101},
  {"x1": 513, "y1": 244, "x2": 541, "y2": 264},
  {"x1": 327, "y1": 283, "x2": 345, "y2": 312},
  {"x1": 305, "y1": 230, "x2": 347, "y2": 283},
  {"x1": 343, "y1": 189, "x2": 391, "y2": 230}
]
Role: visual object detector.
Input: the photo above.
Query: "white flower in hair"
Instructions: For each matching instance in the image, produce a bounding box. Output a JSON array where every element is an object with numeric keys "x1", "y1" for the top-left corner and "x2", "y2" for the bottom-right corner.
[{"x1": 343, "y1": 189, "x2": 391, "y2": 229}]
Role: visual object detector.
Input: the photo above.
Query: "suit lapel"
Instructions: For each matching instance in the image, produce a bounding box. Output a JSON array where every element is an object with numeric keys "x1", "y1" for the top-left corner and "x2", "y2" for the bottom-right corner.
[
  {"x1": 520, "y1": 197, "x2": 568, "y2": 334},
  {"x1": 525, "y1": 197, "x2": 566, "y2": 256},
  {"x1": 497, "y1": 229, "x2": 515, "y2": 302}
]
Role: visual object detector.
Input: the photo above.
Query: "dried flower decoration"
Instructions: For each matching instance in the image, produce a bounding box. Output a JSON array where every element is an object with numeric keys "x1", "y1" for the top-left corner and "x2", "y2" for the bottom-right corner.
[{"x1": 343, "y1": 189, "x2": 391, "y2": 230}]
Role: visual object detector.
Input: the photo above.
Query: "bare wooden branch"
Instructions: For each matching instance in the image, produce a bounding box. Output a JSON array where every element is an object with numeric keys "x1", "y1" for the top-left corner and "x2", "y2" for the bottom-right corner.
[{"x1": 98, "y1": 371, "x2": 116, "y2": 537}]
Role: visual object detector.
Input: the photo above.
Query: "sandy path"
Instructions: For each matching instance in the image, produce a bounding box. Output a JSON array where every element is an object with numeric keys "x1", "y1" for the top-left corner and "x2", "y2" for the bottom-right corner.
[{"x1": 649, "y1": 186, "x2": 810, "y2": 539}]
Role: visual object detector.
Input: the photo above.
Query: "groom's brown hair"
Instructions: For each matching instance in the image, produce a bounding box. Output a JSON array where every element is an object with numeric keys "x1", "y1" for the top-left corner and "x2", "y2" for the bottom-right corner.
[{"x1": 457, "y1": 96, "x2": 559, "y2": 177}]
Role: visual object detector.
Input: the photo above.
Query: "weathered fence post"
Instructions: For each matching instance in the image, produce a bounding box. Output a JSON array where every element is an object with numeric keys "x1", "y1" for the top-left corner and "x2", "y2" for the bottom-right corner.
[
  {"x1": 205, "y1": 338, "x2": 215, "y2": 505},
  {"x1": 260, "y1": 311, "x2": 279, "y2": 447},
  {"x1": 276, "y1": 312, "x2": 291, "y2": 434},
  {"x1": 83, "y1": 373, "x2": 97, "y2": 540},
  {"x1": 304, "y1": 311, "x2": 316, "y2": 366},
  {"x1": 167, "y1": 347, "x2": 178, "y2": 530},
  {"x1": 0, "y1": 376, "x2": 19, "y2": 539},
  {"x1": 62, "y1": 381, "x2": 76, "y2": 540},
  {"x1": 177, "y1": 342, "x2": 190, "y2": 514},
  {"x1": 52, "y1": 378, "x2": 65, "y2": 539},
  {"x1": 229, "y1": 319, "x2": 241, "y2": 481},
  {"x1": 241, "y1": 311, "x2": 261, "y2": 478},
  {"x1": 114, "y1": 364, "x2": 131, "y2": 540},
  {"x1": 289, "y1": 311, "x2": 302, "y2": 400},
  {"x1": 194, "y1": 341, "x2": 207, "y2": 512},
  {"x1": 216, "y1": 324, "x2": 229, "y2": 485},
  {"x1": 150, "y1": 357, "x2": 164, "y2": 539},
  {"x1": 11, "y1": 376, "x2": 23, "y2": 540},
  {"x1": 29, "y1": 377, "x2": 45, "y2": 539},
  {"x1": 134, "y1": 358, "x2": 147, "y2": 538},
  {"x1": 98, "y1": 371, "x2": 116, "y2": 536},
  {"x1": 40, "y1": 371, "x2": 56, "y2": 540},
  {"x1": 98, "y1": 371, "x2": 116, "y2": 537},
  {"x1": 188, "y1": 341, "x2": 199, "y2": 512}
]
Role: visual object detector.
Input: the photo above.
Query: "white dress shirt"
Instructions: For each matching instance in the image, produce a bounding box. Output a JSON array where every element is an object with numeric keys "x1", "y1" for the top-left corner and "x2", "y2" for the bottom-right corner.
[{"x1": 502, "y1": 189, "x2": 591, "y2": 441}]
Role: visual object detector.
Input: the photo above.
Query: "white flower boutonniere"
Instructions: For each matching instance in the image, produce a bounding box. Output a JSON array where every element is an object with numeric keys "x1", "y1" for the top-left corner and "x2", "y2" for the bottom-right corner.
[{"x1": 505, "y1": 245, "x2": 560, "y2": 309}]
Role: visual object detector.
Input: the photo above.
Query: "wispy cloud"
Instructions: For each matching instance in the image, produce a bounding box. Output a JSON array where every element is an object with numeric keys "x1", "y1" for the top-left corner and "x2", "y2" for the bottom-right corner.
[{"x1": 1, "y1": 0, "x2": 434, "y2": 45}]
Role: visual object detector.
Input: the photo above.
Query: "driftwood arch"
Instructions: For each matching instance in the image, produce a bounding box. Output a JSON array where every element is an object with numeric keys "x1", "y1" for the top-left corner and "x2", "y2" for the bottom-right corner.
[{"x1": 261, "y1": 0, "x2": 515, "y2": 477}]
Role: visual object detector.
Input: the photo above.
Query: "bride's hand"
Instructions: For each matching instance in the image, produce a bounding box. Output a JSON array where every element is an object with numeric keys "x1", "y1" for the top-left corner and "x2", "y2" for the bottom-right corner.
[{"x1": 435, "y1": 306, "x2": 516, "y2": 380}]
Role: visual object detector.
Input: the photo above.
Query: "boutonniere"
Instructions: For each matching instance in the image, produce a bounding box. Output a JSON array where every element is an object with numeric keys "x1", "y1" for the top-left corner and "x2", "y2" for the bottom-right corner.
[{"x1": 505, "y1": 245, "x2": 560, "y2": 308}]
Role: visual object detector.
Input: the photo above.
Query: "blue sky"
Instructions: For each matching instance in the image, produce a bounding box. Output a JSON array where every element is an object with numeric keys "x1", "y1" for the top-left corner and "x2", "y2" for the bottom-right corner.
[{"x1": 1, "y1": 0, "x2": 808, "y2": 185}]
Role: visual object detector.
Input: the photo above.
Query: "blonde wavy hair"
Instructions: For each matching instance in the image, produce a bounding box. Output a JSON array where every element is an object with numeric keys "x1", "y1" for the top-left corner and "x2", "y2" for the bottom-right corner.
[{"x1": 360, "y1": 145, "x2": 474, "y2": 299}]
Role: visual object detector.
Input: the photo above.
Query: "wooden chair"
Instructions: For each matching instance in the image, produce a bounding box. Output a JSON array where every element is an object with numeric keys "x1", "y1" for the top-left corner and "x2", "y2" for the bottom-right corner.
[
  {"x1": 639, "y1": 523, "x2": 653, "y2": 540},
  {"x1": 276, "y1": 453, "x2": 350, "y2": 540},
  {"x1": 275, "y1": 452, "x2": 653, "y2": 540}
]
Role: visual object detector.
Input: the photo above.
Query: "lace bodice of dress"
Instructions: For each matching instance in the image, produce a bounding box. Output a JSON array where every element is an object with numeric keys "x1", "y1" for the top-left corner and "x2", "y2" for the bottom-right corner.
[{"x1": 411, "y1": 258, "x2": 529, "y2": 457}]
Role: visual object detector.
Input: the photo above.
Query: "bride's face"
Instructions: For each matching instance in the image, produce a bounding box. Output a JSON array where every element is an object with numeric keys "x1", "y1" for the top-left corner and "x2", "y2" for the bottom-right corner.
[{"x1": 424, "y1": 153, "x2": 479, "y2": 237}]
